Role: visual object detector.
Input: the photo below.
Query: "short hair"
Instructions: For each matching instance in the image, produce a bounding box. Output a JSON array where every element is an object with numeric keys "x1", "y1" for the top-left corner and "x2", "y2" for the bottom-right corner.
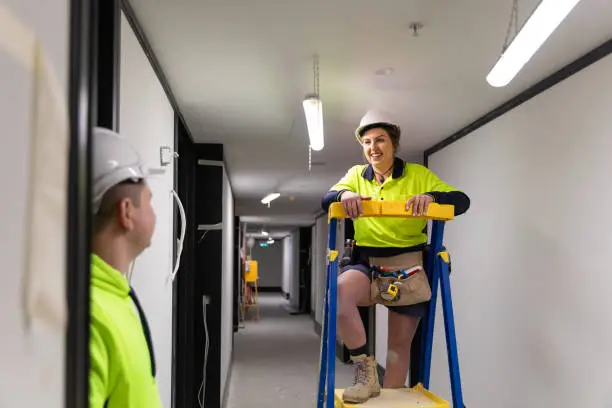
[
  {"x1": 384, "y1": 125, "x2": 400, "y2": 151},
  {"x1": 92, "y1": 180, "x2": 145, "y2": 235}
]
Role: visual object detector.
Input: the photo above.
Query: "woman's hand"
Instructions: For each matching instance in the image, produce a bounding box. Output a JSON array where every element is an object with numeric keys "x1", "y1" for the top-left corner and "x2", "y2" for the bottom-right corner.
[
  {"x1": 340, "y1": 191, "x2": 371, "y2": 219},
  {"x1": 406, "y1": 194, "x2": 434, "y2": 216}
]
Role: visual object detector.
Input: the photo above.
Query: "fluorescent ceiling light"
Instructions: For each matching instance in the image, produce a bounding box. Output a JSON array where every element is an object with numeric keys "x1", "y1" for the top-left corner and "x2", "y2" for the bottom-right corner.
[
  {"x1": 302, "y1": 95, "x2": 324, "y2": 151},
  {"x1": 486, "y1": 0, "x2": 582, "y2": 87},
  {"x1": 261, "y1": 193, "x2": 281, "y2": 205},
  {"x1": 261, "y1": 230, "x2": 269, "y2": 236}
]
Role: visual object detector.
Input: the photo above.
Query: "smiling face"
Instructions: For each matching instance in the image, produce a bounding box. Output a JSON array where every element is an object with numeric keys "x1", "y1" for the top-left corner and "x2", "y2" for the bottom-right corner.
[{"x1": 360, "y1": 127, "x2": 396, "y2": 168}]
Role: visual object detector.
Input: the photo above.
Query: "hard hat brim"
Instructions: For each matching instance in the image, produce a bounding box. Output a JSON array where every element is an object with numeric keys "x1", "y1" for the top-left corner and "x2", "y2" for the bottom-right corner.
[{"x1": 354, "y1": 122, "x2": 401, "y2": 143}]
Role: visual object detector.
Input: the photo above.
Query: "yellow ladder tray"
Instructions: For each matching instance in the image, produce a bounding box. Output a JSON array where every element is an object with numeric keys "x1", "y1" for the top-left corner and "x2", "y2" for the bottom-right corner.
[{"x1": 334, "y1": 384, "x2": 449, "y2": 408}]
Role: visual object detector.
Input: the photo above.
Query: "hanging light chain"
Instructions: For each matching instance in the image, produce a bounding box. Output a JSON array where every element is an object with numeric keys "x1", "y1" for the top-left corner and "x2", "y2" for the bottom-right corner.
[
  {"x1": 502, "y1": 0, "x2": 519, "y2": 53},
  {"x1": 308, "y1": 145, "x2": 312, "y2": 171},
  {"x1": 314, "y1": 54, "x2": 319, "y2": 97}
]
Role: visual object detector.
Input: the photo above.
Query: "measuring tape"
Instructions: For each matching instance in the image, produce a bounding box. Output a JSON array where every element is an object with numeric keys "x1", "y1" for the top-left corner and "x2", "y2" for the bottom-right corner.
[{"x1": 373, "y1": 265, "x2": 424, "y2": 302}]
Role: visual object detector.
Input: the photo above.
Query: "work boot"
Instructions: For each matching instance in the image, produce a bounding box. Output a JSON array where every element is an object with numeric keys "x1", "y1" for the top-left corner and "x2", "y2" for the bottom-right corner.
[{"x1": 342, "y1": 354, "x2": 381, "y2": 404}]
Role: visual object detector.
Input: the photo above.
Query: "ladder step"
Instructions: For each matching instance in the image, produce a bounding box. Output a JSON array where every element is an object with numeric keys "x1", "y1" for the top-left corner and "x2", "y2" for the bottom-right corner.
[{"x1": 333, "y1": 384, "x2": 449, "y2": 408}]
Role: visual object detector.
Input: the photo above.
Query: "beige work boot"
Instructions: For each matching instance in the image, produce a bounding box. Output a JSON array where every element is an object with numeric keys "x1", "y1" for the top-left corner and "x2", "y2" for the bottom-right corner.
[{"x1": 342, "y1": 354, "x2": 381, "y2": 404}]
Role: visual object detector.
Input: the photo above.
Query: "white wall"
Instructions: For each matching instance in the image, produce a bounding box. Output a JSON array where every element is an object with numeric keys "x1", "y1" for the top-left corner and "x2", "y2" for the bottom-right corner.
[
  {"x1": 220, "y1": 168, "x2": 234, "y2": 398},
  {"x1": 119, "y1": 13, "x2": 175, "y2": 408},
  {"x1": 282, "y1": 233, "x2": 294, "y2": 298},
  {"x1": 290, "y1": 230, "x2": 301, "y2": 308},
  {"x1": 427, "y1": 53, "x2": 612, "y2": 407},
  {"x1": 312, "y1": 214, "x2": 344, "y2": 326},
  {"x1": 282, "y1": 229, "x2": 303, "y2": 308},
  {"x1": 251, "y1": 241, "x2": 283, "y2": 288},
  {"x1": 0, "y1": 2, "x2": 68, "y2": 407},
  {"x1": 375, "y1": 305, "x2": 389, "y2": 367}
]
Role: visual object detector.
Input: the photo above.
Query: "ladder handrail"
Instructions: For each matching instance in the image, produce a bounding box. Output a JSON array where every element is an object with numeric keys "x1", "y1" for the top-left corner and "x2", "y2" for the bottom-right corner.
[{"x1": 328, "y1": 201, "x2": 455, "y2": 222}]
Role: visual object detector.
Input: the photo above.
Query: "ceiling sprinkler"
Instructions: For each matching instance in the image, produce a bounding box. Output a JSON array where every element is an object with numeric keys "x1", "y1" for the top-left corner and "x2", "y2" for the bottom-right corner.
[{"x1": 409, "y1": 22, "x2": 423, "y2": 37}]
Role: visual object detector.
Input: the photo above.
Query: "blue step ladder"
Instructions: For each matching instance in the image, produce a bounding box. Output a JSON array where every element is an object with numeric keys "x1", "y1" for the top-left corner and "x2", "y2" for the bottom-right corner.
[{"x1": 317, "y1": 201, "x2": 465, "y2": 408}]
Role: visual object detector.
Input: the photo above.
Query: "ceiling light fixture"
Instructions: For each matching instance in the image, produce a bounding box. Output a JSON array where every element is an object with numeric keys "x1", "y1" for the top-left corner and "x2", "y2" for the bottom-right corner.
[
  {"x1": 304, "y1": 54, "x2": 324, "y2": 155},
  {"x1": 261, "y1": 192, "x2": 281, "y2": 206},
  {"x1": 303, "y1": 94, "x2": 324, "y2": 151},
  {"x1": 486, "y1": 0, "x2": 583, "y2": 87}
]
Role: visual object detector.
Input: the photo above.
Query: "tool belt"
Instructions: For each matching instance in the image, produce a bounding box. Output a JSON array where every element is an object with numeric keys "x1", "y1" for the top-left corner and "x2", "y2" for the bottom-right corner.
[{"x1": 369, "y1": 252, "x2": 432, "y2": 307}]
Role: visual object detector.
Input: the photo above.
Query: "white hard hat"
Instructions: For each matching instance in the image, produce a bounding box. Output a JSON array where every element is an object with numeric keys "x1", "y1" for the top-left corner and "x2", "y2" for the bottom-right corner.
[
  {"x1": 354, "y1": 109, "x2": 401, "y2": 142},
  {"x1": 92, "y1": 127, "x2": 148, "y2": 214}
]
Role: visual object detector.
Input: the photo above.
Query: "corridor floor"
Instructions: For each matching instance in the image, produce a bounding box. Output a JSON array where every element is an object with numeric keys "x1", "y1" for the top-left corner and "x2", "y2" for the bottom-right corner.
[{"x1": 226, "y1": 292, "x2": 354, "y2": 408}]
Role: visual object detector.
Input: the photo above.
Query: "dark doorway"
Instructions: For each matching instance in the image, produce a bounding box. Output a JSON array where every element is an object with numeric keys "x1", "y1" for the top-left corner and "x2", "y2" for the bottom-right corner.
[{"x1": 298, "y1": 227, "x2": 312, "y2": 314}]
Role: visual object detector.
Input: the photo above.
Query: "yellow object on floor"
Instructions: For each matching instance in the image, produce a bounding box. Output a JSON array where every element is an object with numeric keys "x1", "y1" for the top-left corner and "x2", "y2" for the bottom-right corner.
[
  {"x1": 245, "y1": 260, "x2": 258, "y2": 282},
  {"x1": 242, "y1": 260, "x2": 260, "y2": 322},
  {"x1": 333, "y1": 384, "x2": 449, "y2": 408}
]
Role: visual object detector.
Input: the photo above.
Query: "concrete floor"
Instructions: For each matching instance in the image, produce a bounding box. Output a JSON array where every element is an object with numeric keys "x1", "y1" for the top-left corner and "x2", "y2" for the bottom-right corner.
[{"x1": 226, "y1": 293, "x2": 354, "y2": 408}]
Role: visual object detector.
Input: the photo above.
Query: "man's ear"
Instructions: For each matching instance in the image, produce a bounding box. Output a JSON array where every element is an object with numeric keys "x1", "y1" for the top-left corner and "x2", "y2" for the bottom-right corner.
[{"x1": 116, "y1": 197, "x2": 135, "y2": 231}]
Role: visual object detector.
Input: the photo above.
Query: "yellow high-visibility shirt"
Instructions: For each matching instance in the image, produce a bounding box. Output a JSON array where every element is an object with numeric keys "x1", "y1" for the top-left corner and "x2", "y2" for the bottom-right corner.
[
  {"x1": 328, "y1": 158, "x2": 459, "y2": 249},
  {"x1": 89, "y1": 254, "x2": 162, "y2": 408}
]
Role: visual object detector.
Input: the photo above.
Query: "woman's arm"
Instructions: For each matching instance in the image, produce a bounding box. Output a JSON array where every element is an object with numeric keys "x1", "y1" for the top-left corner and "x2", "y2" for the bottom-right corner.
[
  {"x1": 321, "y1": 166, "x2": 360, "y2": 212},
  {"x1": 321, "y1": 189, "x2": 349, "y2": 211},
  {"x1": 425, "y1": 190, "x2": 471, "y2": 216}
]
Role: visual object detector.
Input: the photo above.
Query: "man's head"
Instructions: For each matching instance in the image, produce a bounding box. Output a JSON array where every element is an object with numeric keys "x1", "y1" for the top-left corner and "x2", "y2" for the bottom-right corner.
[{"x1": 92, "y1": 127, "x2": 156, "y2": 257}]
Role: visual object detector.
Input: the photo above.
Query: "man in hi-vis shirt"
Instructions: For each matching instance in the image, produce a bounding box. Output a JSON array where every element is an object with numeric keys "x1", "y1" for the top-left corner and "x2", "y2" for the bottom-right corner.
[{"x1": 89, "y1": 127, "x2": 162, "y2": 408}]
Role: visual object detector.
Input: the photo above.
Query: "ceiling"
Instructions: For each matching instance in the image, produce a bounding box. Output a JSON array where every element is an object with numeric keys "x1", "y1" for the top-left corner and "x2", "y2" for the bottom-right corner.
[{"x1": 129, "y1": 0, "x2": 612, "y2": 232}]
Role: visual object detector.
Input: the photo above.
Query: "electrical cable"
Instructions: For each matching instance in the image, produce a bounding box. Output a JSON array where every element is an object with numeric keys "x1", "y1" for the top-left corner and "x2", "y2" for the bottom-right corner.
[
  {"x1": 168, "y1": 189, "x2": 186, "y2": 283},
  {"x1": 127, "y1": 259, "x2": 136, "y2": 283},
  {"x1": 197, "y1": 298, "x2": 210, "y2": 408},
  {"x1": 198, "y1": 230, "x2": 209, "y2": 245}
]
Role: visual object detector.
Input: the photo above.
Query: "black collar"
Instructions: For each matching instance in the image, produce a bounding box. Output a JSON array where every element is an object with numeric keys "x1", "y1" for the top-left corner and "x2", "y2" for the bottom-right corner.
[{"x1": 362, "y1": 157, "x2": 405, "y2": 181}]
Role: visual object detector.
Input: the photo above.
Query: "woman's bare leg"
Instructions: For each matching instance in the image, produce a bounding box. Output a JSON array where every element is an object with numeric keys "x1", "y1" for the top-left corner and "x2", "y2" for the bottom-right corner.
[
  {"x1": 337, "y1": 269, "x2": 371, "y2": 349},
  {"x1": 383, "y1": 311, "x2": 420, "y2": 388},
  {"x1": 337, "y1": 270, "x2": 381, "y2": 403}
]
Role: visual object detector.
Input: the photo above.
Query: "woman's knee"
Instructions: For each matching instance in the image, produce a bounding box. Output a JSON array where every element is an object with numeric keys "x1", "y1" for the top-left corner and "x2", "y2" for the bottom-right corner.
[{"x1": 337, "y1": 270, "x2": 370, "y2": 308}]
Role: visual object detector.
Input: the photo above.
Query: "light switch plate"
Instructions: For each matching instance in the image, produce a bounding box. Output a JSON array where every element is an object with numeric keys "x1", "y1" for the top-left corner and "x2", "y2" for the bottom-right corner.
[{"x1": 160, "y1": 146, "x2": 173, "y2": 166}]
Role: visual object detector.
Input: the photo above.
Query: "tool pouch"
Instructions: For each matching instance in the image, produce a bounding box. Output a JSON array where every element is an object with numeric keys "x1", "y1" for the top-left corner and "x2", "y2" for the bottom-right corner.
[
  {"x1": 369, "y1": 252, "x2": 432, "y2": 307},
  {"x1": 423, "y1": 244, "x2": 452, "y2": 275}
]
